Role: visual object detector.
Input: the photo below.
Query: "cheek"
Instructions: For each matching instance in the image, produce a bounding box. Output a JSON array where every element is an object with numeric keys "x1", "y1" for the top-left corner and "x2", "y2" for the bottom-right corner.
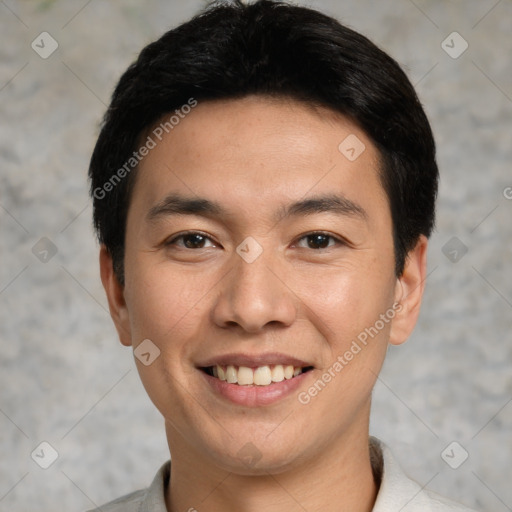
[
  {"x1": 123, "y1": 260, "x2": 211, "y2": 414},
  {"x1": 124, "y1": 256, "x2": 209, "y2": 344},
  {"x1": 299, "y1": 262, "x2": 395, "y2": 343},
  {"x1": 296, "y1": 267, "x2": 395, "y2": 416}
]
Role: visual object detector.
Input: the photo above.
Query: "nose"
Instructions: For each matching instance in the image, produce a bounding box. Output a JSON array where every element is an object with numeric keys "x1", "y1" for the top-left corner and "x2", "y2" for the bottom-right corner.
[{"x1": 211, "y1": 249, "x2": 297, "y2": 333}]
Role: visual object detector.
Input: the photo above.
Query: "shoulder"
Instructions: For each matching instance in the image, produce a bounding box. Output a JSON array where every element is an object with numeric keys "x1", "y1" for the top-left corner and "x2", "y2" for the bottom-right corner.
[
  {"x1": 84, "y1": 488, "x2": 146, "y2": 511},
  {"x1": 84, "y1": 460, "x2": 171, "y2": 512},
  {"x1": 423, "y1": 490, "x2": 475, "y2": 512},
  {"x1": 422, "y1": 488, "x2": 479, "y2": 511}
]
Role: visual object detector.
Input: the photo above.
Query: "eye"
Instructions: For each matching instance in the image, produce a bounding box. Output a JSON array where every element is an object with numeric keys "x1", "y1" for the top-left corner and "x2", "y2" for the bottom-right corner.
[
  {"x1": 165, "y1": 231, "x2": 217, "y2": 249},
  {"x1": 295, "y1": 232, "x2": 344, "y2": 250}
]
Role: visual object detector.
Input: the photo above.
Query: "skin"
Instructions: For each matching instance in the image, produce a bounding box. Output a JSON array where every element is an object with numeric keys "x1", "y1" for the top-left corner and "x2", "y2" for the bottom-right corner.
[{"x1": 100, "y1": 95, "x2": 428, "y2": 512}]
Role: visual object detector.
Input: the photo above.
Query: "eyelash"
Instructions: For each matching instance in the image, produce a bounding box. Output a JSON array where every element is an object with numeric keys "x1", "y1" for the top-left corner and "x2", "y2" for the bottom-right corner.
[{"x1": 164, "y1": 230, "x2": 346, "y2": 250}]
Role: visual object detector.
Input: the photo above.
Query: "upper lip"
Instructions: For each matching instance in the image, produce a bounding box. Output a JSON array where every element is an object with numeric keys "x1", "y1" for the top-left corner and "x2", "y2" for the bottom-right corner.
[{"x1": 196, "y1": 352, "x2": 314, "y2": 368}]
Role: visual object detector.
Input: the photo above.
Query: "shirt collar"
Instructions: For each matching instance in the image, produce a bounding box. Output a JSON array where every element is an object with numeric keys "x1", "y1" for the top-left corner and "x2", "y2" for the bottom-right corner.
[
  {"x1": 370, "y1": 436, "x2": 435, "y2": 512},
  {"x1": 138, "y1": 460, "x2": 169, "y2": 512}
]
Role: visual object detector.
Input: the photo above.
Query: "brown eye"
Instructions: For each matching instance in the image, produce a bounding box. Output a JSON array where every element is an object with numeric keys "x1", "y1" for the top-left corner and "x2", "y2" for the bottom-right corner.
[
  {"x1": 296, "y1": 232, "x2": 342, "y2": 250},
  {"x1": 166, "y1": 232, "x2": 216, "y2": 249},
  {"x1": 306, "y1": 234, "x2": 331, "y2": 249}
]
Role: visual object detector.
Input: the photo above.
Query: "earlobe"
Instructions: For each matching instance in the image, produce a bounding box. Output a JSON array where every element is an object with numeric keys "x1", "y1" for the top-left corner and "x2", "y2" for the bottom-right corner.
[
  {"x1": 99, "y1": 245, "x2": 132, "y2": 346},
  {"x1": 388, "y1": 235, "x2": 428, "y2": 346}
]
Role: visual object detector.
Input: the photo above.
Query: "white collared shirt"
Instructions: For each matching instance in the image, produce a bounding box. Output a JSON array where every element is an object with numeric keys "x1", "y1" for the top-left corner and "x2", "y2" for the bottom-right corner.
[{"x1": 87, "y1": 437, "x2": 478, "y2": 511}]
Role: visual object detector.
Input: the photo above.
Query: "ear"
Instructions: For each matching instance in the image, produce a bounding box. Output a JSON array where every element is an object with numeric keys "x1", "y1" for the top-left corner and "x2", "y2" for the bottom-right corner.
[
  {"x1": 388, "y1": 235, "x2": 428, "y2": 346},
  {"x1": 99, "y1": 245, "x2": 132, "y2": 346}
]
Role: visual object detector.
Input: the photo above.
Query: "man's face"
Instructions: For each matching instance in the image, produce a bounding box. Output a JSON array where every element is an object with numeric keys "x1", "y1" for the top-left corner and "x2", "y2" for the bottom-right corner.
[{"x1": 102, "y1": 96, "x2": 422, "y2": 473}]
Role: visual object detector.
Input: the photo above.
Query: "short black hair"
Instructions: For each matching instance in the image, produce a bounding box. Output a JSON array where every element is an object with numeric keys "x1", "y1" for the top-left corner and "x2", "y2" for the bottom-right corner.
[{"x1": 89, "y1": 0, "x2": 438, "y2": 285}]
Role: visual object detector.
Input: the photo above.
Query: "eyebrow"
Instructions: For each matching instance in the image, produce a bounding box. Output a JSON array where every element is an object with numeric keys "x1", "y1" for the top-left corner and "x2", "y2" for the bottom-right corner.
[{"x1": 146, "y1": 192, "x2": 368, "y2": 224}]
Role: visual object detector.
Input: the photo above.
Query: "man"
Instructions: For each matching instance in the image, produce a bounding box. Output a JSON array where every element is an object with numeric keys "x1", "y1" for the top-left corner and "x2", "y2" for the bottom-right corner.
[{"x1": 88, "y1": 1, "x2": 478, "y2": 510}]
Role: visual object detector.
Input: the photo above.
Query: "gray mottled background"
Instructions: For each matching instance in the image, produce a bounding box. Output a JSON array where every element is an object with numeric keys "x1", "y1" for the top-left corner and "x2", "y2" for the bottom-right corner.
[{"x1": 0, "y1": 0, "x2": 511, "y2": 511}]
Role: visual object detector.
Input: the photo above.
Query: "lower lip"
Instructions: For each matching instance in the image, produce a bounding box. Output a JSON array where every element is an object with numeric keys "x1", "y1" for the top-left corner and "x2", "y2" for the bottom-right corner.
[{"x1": 200, "y1": 370, "x2": 312, "y2": 407}]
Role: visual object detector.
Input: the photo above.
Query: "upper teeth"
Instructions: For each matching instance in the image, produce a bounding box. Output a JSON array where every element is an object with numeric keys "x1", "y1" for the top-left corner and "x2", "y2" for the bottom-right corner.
[{"x1": 212, "y1": 364, "x2": 304, "y2": 386}]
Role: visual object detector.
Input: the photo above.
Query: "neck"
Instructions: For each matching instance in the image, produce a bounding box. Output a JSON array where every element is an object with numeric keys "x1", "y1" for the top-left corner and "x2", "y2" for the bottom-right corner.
[{"x1": 165, "y1": 419, "x2": 378, "y2": 512}]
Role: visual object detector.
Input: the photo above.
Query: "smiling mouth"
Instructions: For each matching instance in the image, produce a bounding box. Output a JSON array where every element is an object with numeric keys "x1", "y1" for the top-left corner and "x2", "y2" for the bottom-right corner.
[{"x1": 200, "y1": 364, "x2": 314, "y2": 386}]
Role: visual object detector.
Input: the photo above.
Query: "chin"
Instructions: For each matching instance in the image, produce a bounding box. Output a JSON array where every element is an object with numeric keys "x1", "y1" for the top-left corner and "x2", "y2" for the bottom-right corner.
[
  {"x1": 202, "y1": 433, "x2": 309, "y2": 476},
  {"x1": 221, "y1": 451, "x2": 303, "y2": 476}
]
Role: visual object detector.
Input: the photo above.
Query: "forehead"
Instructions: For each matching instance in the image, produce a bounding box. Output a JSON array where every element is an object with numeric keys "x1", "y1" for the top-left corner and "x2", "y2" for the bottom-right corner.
[{"x1": 130, "y1": 95, "x2": 389, "y2": 226}]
